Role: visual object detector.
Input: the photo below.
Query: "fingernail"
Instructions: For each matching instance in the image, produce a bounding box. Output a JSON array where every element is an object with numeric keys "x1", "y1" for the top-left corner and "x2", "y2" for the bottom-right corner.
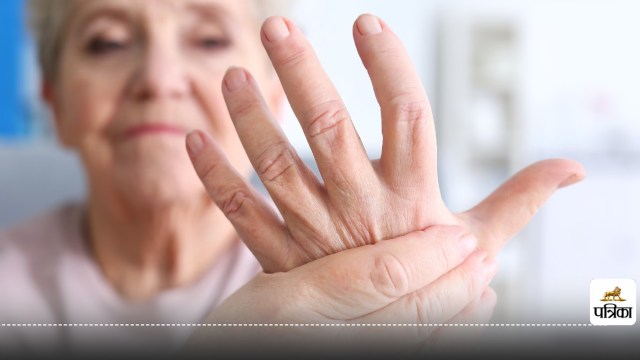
[
  {"x1": 356, "y1": 14, "x2": 383, "y2": 35},
  {"x1": 224, "y1": 67, "x2": 247, "y2": 91},
  {"x1": 263, "y1": 16, "x2": 290, "y2": 42},
  {"x1": 186, "y1": 131, "x2": 204, "y2": 156},
  {"x1": 458, "y1": 233, "x2": 478, "y2": 254},
  {"x1": 558, "y1": 172, "x2": 586, "y2": 188}
]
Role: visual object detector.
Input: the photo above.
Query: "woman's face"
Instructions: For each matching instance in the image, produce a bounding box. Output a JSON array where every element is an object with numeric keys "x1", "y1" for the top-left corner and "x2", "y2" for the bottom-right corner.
[{"x1": 48, "y1": 0, "x2": 281, "y2": 207}]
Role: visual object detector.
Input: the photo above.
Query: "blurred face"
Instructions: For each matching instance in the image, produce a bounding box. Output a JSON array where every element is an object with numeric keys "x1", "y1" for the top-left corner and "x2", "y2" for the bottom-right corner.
[{"x1": 48, "y1": 0, "x2": 281, "y2": 207}]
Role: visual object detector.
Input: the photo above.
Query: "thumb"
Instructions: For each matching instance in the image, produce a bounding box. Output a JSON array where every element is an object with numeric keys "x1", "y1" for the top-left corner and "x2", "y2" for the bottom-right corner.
[{"x1": 462, "y1": 158, "x2": 585, "y2": 255}]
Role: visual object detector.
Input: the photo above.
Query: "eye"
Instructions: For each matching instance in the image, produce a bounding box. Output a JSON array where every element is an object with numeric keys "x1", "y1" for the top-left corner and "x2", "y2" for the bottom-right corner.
[
  {"x1": 87, "y1": 38, "x2": 129, "y2": 55},
  {"x1": 196, "y1": 37, "x2": 230, "y2": 50}
]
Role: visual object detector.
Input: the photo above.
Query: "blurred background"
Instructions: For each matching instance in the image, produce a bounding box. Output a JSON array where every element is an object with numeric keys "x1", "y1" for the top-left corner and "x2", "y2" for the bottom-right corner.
[{"x1": 1, "y1": 0, "x2": 638, "y2": 324}]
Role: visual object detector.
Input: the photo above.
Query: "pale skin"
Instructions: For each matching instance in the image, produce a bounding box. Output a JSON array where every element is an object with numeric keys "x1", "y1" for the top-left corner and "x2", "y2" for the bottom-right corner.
[
  {"x1": 185, "y1": 13, "x2": 585, "y2": 346},
  {"x1": 41, "y1": 0, "x2": 584, "y2": 348},
  {"x1": 46, "y1": 0, "x2": 280, "y2": 299},
  {"x1": 187, "y1": 15, "x2": 585, "y2": 272}
]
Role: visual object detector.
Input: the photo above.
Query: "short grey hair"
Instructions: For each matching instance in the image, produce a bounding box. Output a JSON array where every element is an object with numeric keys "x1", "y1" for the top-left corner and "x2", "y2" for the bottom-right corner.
[{"x1": 27, "y1": 0, "x2": 292, "y2": 82}]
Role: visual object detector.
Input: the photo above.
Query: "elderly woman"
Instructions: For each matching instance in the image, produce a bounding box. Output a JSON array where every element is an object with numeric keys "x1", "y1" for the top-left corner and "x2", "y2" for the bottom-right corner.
[{"x1": 0, "y1": 0, "x2": 584, "y2": 356}]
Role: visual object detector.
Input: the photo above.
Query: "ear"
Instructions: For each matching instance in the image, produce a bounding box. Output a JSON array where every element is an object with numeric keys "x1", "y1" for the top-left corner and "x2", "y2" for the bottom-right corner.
[{"x1": 42, "y1": 79, "x2": 74, "y2": 148}]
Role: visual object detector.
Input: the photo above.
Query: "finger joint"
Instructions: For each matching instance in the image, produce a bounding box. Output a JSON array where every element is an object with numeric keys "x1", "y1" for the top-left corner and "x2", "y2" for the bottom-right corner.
[
  {"x1": 388, "y1": 96, "x2": 431, "y2": 126},
  {"x1": 274, "y1": 41, "x2": 309, "y2": 70},
  {"x1": 256, "y1": 141, "x2": 297, "y2": 183},
  {"x1": 370, "y1": 251, "x2": 410, "y2": 299},
  {"x1": 219, "y1": 188, "x2": 252, "y2": 219},
  {"x1": 305, "y1": 100, "x2": 349, "y2": 139}
]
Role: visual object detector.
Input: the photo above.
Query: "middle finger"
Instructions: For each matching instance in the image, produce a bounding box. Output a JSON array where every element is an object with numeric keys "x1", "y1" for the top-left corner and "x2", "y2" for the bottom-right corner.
[
  {"x1": 261, "y1": 16, "x2": 377, "y2": 199},
  {"x1": 353, "y1": 14, "x2": 437, "y2": 191}
]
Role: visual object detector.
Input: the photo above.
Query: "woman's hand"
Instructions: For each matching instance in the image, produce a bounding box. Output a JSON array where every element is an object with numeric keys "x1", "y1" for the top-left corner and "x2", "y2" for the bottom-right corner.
[
  {"x1": 186, "y1": 14, "x2": 585, "y2": 272},
  {"x1": 183, "y1": 225, "x2": 495, "y2": 353}
]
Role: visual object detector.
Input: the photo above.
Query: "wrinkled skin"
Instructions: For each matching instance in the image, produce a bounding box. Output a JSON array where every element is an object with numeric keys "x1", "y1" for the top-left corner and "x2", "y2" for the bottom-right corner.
[
  {"x1": 187, "y1": 14, "x2": 585, "y2": 272},
  {"x1": 183, "y1": 13, "x2": 584, "y2": 353}
]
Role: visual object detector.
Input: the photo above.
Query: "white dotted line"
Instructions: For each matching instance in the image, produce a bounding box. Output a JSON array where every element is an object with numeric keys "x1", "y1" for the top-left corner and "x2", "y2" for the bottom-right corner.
[{"x1": 0, "y1": 323, "x2": 598, "y2": 327}]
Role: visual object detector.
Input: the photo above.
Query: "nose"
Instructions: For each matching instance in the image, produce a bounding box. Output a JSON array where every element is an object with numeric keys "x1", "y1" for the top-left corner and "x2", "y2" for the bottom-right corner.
[{"x1": 129, "y1": 41, "x2": 190, "y2": 101}]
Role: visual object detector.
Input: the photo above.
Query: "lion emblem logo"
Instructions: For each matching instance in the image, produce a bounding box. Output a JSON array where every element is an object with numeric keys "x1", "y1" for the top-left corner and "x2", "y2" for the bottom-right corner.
[{"x1": 601, "y1": 286, "x2": 626, "y2": 302}]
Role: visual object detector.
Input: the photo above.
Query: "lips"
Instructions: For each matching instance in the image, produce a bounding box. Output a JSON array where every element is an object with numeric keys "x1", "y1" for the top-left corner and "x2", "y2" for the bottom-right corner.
[{"x1": 122, "y1": 123, "x2": 188, "y2": 139}]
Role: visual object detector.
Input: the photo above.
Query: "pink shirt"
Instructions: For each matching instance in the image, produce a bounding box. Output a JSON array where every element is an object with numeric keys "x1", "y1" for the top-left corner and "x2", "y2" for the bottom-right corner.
[{"x1": 0, "y1": 202, "x2": 261, "y2": 355}]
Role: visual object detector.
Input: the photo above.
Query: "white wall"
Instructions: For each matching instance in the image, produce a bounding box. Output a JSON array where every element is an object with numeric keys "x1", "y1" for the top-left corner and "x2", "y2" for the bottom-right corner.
[
  {"x1": 435, "y1": 0, "x2": 640, "y2": 322},
  {"x1": 520, "y1": 0, "x2": 640, "y2": 321}
]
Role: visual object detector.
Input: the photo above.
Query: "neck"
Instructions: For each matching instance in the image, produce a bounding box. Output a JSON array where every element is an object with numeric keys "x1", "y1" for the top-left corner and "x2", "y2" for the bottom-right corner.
[{"x1": 85, "y1": 191, "x2": 236, "y2": 301}]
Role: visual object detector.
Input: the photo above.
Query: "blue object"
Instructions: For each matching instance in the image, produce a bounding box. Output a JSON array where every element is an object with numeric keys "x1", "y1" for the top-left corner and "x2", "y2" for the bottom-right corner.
[{"x1": 0, "y1": 0, "x2": 26, "y2": 139}]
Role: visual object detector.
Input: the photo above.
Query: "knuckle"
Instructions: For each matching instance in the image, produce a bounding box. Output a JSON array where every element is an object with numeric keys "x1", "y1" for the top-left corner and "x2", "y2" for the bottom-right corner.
[
  {"x1": 219, "y1": 187, "x2": 252, "y2": 219},
  {"x1": 525, "y1": 199, "x2": 543, "y2": 219},
  {"x1": 200, "y1": 159, "x2": 222, "y2": 185},
  {"x1": 497, "y1": 185, "x2": 544, "y2": 222},
  {"x1": 388, "y1": 96, "x2": 431, "y2": 125},
  {"x1": 256, "y1": 141, "x2": 297, "y2": 183},
  {"x1": 274, "y1": 41, "x2": 308, "y2": 69},
  {"x1": 230, "y1": 96, "x2": 259, "y2": 119},
  {"x1": 197, "y1": 158, "x2": 253, "y2": 221},
  {"x1": 304, "y1": 101, "x2": 349, "y2": 138},
  {"x1": 370, "y1": 251, "x2": 410, "y2": 298}
]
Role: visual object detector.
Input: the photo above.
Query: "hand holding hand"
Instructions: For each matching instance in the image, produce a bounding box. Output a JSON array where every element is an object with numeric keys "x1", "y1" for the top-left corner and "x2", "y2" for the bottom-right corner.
[
  {"x1": 184, "y1": 13, "x2": 584, "y2": 354},
  {"x1": 187, "y1": 14, "x2": 585, "y2": 272},
  {"x1": 184, "y1": 225, "x2": 494, "y2": 353}
]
